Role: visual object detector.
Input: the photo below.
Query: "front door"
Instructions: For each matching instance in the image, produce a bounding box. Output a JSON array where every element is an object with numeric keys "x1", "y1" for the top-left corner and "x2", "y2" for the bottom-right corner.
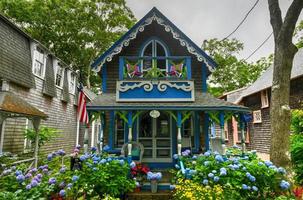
[{"x1": 138, "y1": 112, "x2": 172, "y2": 163}]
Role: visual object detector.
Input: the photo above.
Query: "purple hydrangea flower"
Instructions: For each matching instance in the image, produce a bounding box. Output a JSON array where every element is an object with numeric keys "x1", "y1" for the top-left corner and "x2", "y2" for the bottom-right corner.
[
  {"x1": 48, "y1": 177, "x2": 56, "y2": 185},
  {"x1": 91, "y1": 146, "x2": 97, "y2": 152},
  {"x1": 15, "y1": 170, "x2": 22, "y2": 176},
  {"x1": 42, "y1": 168, "x2": 48, "y2": 174},
  {"x1": 31, "y1": 168, "x2": 38, "y2": 173},
  {"x1": 59, "y1": 167, "x2": 66, "y2": 173},
  {"x1": 59, "y1": 181, "x2": 65, "y2": 188},
  {"x1": 76, "y1": 144, "x2": 81, "y2": 149},
  {"x1": 16, "y1": 174, "x2": 25, "y2": 183},
  {"x1": 26, "y1": 184, "x2": 32, "y2": 190},
  {"x1": 59, "y1": 189, "x2": 66, "y2": 197},
  {"x1": 36, "y1": 173, "x2": 42, "y2": 179},
  {"x1": 25, "y1": 173, "x2": 32, "y2": 179},
  {"x1": 47, "y1": 154, "x2": 53, "y2": 161},
  {"x1": 31, "y1": 180, "x2": 38, "y2": 187},
  {"x1": 57, "y1": 149, "x2": 65, "y2": 156}
]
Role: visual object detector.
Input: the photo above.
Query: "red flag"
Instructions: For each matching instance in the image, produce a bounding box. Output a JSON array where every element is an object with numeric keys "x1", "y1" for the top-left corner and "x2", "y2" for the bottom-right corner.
[{"x1": 78, "y1": 89, "x2": 89, "y2": 125}]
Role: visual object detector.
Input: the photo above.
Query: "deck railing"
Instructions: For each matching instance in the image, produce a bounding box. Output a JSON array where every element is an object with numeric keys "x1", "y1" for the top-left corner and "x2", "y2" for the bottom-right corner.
[{"x1": 119, "y1": 56, "x2": 192, "y2": 80}]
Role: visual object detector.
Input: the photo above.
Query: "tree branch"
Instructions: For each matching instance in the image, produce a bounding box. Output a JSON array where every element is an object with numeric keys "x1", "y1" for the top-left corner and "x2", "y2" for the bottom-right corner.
[
  {"x1": 280, "y1": 0, "x2": 303, "y2": 43},
  {"x1": 268, "y1": 0, "x2": 283, "y2": 39}
]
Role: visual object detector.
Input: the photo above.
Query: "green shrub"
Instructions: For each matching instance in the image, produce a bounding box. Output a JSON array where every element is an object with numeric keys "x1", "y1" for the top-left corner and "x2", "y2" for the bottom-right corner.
[
  {"x1": 291, "y1": 109, "x2": 303, "y2": 134},
  {"x1": 290, "y1": 134, "x2": 303, "y2": 185},
  {"x1": 24, "y1": 126, "x2": 60, "y2": 148}
]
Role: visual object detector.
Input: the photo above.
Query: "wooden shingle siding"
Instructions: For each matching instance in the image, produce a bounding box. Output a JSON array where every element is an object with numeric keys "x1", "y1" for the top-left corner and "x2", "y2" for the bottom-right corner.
[
  {"x1": 0, "y1": 19, "x2": 35, "y2": 89},
  {"x1": 104, "y1": 22, "x2": 205, "y2": 93},
  {"x1": 3, "y1": 78, "x2": 78, "y2": 154},
  {"x1": 42, "y1": 55, "x2": 56, "y2": 97}
]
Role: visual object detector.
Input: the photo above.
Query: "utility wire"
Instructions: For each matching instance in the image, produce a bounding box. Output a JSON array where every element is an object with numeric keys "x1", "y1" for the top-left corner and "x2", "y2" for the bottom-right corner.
[
  {"x1": 222, "y1": 0, "x2": 260, "y2": 40},
  {"x1": 245, "y1": 32, "x2": 273, "y2": 61}
]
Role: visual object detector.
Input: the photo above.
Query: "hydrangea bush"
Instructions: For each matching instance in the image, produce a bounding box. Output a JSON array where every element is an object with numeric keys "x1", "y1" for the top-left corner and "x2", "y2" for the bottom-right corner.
[
  {"x1": 172, "y1": 148, "x2": 295, "y2": 199},
  {"x1": 0, "y1": 146, "x2": 135, "y2": 199}
]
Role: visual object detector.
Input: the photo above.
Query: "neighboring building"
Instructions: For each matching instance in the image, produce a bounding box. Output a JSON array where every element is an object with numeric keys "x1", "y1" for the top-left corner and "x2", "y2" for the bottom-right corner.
[
  {"x1": 0, "y1": 14, "x2": 78, "y2": 154},
  {"x1": 87, "y1": 7, "x2": 249, "y2": 168},
  {"x1": 221, "y1": 48, "x2": 303, "y2": 159}
]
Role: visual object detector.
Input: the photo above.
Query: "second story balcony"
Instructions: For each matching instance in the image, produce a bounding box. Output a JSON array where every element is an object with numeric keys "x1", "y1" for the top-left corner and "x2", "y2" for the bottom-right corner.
[{"x1": 118, "y1": 56, "x2": 192, "y2": 80}]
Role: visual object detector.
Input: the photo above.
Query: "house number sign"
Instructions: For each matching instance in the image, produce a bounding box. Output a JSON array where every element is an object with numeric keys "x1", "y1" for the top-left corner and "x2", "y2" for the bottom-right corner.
[{"x1": 150, "y1": 110, "x2": 160, "y2": 118}]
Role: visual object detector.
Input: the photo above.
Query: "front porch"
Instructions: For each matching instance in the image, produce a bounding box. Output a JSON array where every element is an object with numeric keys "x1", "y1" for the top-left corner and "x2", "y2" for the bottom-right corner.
[{"x1": 87, "y1": 92, "x2": 250, "y2": 168}]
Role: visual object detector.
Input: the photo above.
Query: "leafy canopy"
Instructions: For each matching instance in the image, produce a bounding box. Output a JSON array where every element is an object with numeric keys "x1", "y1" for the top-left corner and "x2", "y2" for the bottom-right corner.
[
  {"x1": 202, "y1": 38, "x2": 272, "y2": 97},
  {"x1": 0, "y1": 0, "x2": 136, "y2": 88}
]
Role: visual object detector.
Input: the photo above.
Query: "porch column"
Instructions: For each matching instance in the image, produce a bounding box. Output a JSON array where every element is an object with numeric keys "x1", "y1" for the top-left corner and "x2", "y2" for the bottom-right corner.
[
  {"x1": 84, "y1": 127, "x2": 89, "y2": 153},
  {"x1": 240, "y1": 114, "x2": 246, "y2": 154},
  {"x1": 127, "y1": 111, "x2": 133, "y2": 161},
  {"x1": 177, "y1": 111, "x2": 182, "y2": 155},
  {"x1": 219, "y1": 112, "x2": 226, "y2": 154},
  {"x1": 99, "y1": 113, "x2": 105, "y2": 152},
  {"x1": 204, "y1": 113, "x2": 210, "y2": 151},
  {"x1": 32, "y1": 117, "x2": 41, "y2": 168}
]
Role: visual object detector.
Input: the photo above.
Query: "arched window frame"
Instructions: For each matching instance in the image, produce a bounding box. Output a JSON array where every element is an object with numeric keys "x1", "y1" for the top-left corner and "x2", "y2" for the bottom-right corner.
[{"x1": 139, "y1": 37, "x2": 170, "y2": 74}]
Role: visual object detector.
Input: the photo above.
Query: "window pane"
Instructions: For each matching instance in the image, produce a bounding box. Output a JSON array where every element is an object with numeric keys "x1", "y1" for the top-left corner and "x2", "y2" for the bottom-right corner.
[
  {"x1": 115, "y1": 116, "x2": 124, "y2": 148},
  {"x1": 143, "y1": 42, "x2": 152, "y2": 73},
  {"x1": 139, "y1": 113, "x2": 152, "y2": 137},
  {"x1": 56, "y1": 65, "x2": 63, "y2": 86}
]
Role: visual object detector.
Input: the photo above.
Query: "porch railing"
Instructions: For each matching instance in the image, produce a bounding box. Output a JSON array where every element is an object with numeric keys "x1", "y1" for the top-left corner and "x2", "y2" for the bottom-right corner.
[{"x1": 119, "y1": 56, "x2": 192, "y2": 80}]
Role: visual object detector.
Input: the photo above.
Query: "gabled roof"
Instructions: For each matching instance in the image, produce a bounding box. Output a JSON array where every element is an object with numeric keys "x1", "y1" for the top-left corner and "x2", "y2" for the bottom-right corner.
[
  {"x1": 91, "y1": 7, "x2": 217, "y2": 72},
  {"x1": 238, "y1": 48, "x2": 303, "y2": 101}
]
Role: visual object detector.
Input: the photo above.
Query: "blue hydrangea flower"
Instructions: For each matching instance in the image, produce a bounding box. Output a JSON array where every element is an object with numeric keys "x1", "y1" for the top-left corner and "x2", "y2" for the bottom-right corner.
[
  {"x1": 107, "y1": 157, "x2": 112, "y2": 162},
  {"x1": 59, "y1": 189, "x2": 66, "y2": 197},
  {"x1": 36, "y1": 173, "x2": 42, "y2": 179},
  {"x1": 219, "y1": 168, "x2": 227, "y2": 176},
  {"x1": 93, "y1": 156, "x2": 100, "y2": 162},
  {"x1": 80, "y1": 155, "x2": 87, "y2": 161},
  {"x1": 57, "y1": 149, "x2": 65, "y2": 156},
  {"x1": 192, "y1": 155, "x2": 197, "y2": 159},
  {"x1": 48, "y1": 177, "x2": 56, "y2": 185},
  {"x1": 242, "y1": 184, "x2": 248, "y2": 190},
  {"x1": 42, "y1": 168, "x2": 48, "y2": 174},
  {"x1": 31, "y1": 180, "x2": 38, "y2": 187},
  {"x1": 173, "y1": 154, "x2": 179, "y2": 160},
  {"x1": 202, "y1": 179, "x2": 209, "y2": 185},
  {"x1": 31, "y1": 168, "x2": 38, "y2": 173},
  {"x1": 258, "y1": 162, "x2": 264, "y2": 166},
  {"x1": 67, "y1": 183, "x2": 72, "y2": 190},
  {"x1": 72, "y1": 175, "x2": 79, "y2": 182},
  {"x1": 269, "y1": 165, "x2": 278, "y2": 172},
  {"x1": 175, "y1": 164, "x2": 180, "y2": 169},
  {"x1": 248, "y1": 175, "x2": 256, "y2": 182},
  {"x1": 242, "y1": 167, "x2": 247, "y2": 171},
  {"x1": 204, "y1": 151, "x2": 211, "y2": 157},
  {"x1": 213, "y1": 176, "x2": 220, "y2": 182},
  {"x1": 252, "y1": 186, "x2": 258, "y2": 192},
  {"x1": 212, "y1": 170, "x2": 217, "y2": 174},
  {"x1": 16, "y1": 174, "x2": 25, "y2": 183},
  {"x1": 278, "y1": 167, "x2": 286, "y2": 174},
  {"x1": 280, "y1": 180, "x2": 290, "y2": 190},
  {"x1": 47, "y1": 154, "x2": 53, "y2": 161},
  {"x1": 76, "y1": 144, "x2": 81, "y2": 149},
  {"x1": 119, "y1": 160, "x2": 125, "y2": 166},
  {"x1": 170, "y1": 185, "x2": 176, "y2": 190},
  {"x1": 228, "y1": 164, "x2": 235, "y2": 170},
  {"x1": 204, "y1": 161, "x2": 210, "y2": 166},
  {"x1": 91, "y1": 146, "x2": 97, "y2": 152},
  {"x1": 103, "y1": 145, "x2": 110, "y2": 151},
  {"x1": 100, "y1": 159, "x2": 107, "y2": 164},
  {"x1": 189, "y1": 170, "x2": 197, "y2": 175},
  {"x1": 215, "y1": 155, "x2": 224, "y2": 163},
  {"x1": 2, "y1": 169, "x2": 12, "y2": 176},
  {"x1": 15, "y1": 170, "x2": 22, "y2": 176},
  {"x1": 264, "y1": 161, "x2": 273, "y2": 167},
  {"x1": 130, "y1": 161, "x2": 136, "y2": 169},
  {"x1": 208, "y1": 173, "x2": 214, "y2": 178},
  {"x1": 26, "y1": 184, "x2": 31, "y2": 190}
]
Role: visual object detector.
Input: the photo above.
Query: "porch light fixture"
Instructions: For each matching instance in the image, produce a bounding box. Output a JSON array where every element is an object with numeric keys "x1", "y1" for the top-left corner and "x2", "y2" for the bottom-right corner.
[{"x1": 150, "y1": 110, "x2": 160, "y2": 118}]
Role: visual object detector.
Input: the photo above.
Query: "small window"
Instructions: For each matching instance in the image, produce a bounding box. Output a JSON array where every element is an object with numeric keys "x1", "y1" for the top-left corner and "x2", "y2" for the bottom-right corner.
[
  {"x1": 253, "y1": 110, "x2": 262, "y2": 123},
  {"x1": 33, "y1": 47, "x2": 45, "y2": 78},
  {"x1": 55, "y1": 63, "x2": 64, "y2": 88},
  {"x1": 24, "y1": 119, "x2": 33, "y2": 153},
  {"x1": 69, "y1": 71, "x2": 76, "y2": 94},
  {"x1": 261, "y1": 90, "x2": 269, "y2": 108},
  {"x1": 182, "y1": 117, "x2": 195, "y2": 149},
  {"x1": 115, "y1": 115, "x2": 124, "y2": 148}
]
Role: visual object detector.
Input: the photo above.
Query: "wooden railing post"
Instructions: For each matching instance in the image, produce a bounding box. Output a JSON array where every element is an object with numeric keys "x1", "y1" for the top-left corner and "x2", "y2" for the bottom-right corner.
[
  {"x1": 186, "y1": 57, "x2": 191, "y2": 79},
  {"x1": 177, "y1": 111, "x2": 182, "y2": 155}
]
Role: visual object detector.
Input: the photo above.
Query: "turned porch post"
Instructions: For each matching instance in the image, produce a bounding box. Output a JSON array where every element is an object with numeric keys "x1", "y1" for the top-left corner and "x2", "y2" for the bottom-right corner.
[
  {"x1": 0, "y1": 114, "x2": 7, "y2": 155},
  {"x1": 177, "y1": 111, "x2": 182, "y2": 155},
  {"x1": 127, "y1": 111, "x2": 133, "y2": 161},
  {"x1": 219, "y1": 112, "x2": 226, "y2": 154},
  {"x1": 32, "y1": 117, "x2": 41, "y2": 168}
]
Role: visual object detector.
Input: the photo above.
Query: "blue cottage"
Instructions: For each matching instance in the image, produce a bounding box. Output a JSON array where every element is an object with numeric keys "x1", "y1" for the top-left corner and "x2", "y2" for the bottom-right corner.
[{"x1": 87, "y1": 7, "x2": 249, "y2": 168}]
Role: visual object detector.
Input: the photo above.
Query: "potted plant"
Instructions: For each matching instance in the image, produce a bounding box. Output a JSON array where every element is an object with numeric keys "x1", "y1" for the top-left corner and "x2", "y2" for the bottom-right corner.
[
  {"x1": 147, "y1": 172, "x2": 162, "y2": 193},
  {"x1": 131, "y1": 163, "x2": 150, "y2": 188}
]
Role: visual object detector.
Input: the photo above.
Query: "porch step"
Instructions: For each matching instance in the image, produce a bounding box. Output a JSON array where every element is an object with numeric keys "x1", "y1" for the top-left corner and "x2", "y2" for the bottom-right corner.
[{"x1": 127, "y1": 190, "x2": 173, "y2": 200}]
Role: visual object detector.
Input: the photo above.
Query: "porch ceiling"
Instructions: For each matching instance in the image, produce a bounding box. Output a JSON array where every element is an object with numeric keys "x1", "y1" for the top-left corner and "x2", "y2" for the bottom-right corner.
[{"x1": 87, "y1": 92, "x2": 250, "y2": 113}]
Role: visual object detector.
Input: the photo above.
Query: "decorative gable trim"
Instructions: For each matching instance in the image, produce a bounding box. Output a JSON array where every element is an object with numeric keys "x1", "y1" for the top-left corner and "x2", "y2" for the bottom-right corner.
[{"x1": 91, "y1": 7, "x2": 217, "y2": 73}]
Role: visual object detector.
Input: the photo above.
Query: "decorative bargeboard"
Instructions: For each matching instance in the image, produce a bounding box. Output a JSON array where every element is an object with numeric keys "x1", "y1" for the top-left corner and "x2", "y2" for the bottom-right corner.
[{"x1": 116, "y1": 80, "x2": 195, "y2": 102}]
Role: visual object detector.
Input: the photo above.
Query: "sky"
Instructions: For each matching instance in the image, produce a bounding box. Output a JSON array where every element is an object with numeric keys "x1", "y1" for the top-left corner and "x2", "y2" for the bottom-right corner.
[{"x1": 126, "y1": 0, "x2": 302, "y2": 62}]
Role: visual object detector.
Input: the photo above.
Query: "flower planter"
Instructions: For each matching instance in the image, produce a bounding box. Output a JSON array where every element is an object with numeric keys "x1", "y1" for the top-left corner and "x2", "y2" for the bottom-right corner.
[
  {"x1": 134, "y1": 187, "x2": 141, "y2": 193},
  {"x1": 151, "y1": 180, "x2": 158, "y2": 193}
]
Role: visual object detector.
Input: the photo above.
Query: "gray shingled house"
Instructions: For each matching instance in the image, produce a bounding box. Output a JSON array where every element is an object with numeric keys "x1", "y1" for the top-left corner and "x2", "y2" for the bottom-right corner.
[
  {"x1": 220, "y1": 48, "x2": 303, "y2": 160},
  {"x1": 0, "y1": 13, "x2": 81, "y2": 154}
]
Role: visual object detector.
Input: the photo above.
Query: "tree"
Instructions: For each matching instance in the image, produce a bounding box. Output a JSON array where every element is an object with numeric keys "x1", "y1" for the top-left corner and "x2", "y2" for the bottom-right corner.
[
  {"x1": 295, "y1": 20, "x2": 303, "y2": 48},
  {"x1": 0, "y1": 0, "x2": 136, "y2": 88},
  {"x1": 202, "y1": 38, "x2": 272, "y2": 97},
  {"x1": 267, "y1": 0, "x2": 303, "y2": 167}
]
